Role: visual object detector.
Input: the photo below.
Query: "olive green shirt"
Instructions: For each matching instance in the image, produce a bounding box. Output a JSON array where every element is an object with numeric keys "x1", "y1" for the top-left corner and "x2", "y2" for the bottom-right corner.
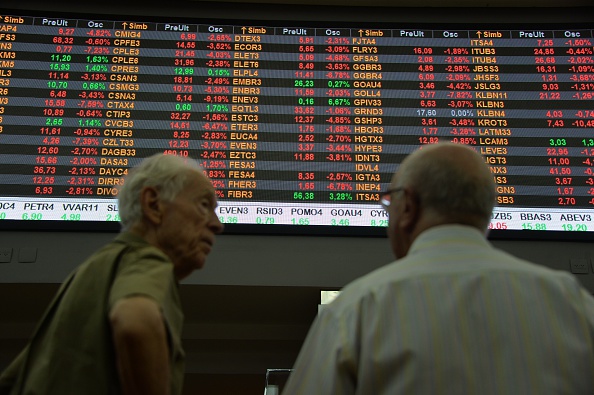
[{"x1": 0, "y1": 232, "x2": 184, "y2": 395}]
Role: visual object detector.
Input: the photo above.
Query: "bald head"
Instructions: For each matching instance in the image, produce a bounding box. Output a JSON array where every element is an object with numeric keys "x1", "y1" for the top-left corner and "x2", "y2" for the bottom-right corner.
[{"x1": 393, "y1": 143, "x2": 496, "y2": 230}]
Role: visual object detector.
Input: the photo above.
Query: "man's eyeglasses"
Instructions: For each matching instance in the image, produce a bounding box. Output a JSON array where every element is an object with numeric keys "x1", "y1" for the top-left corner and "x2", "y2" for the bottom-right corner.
[{"x1": 380, "y1": 187, "x2": 404, "y2": 210}]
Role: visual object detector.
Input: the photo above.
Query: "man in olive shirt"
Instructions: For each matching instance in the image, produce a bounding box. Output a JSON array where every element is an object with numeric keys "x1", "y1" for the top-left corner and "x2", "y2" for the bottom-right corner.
[{"x1": 0, "y1": 154, "x2": 224, "y2": 395}]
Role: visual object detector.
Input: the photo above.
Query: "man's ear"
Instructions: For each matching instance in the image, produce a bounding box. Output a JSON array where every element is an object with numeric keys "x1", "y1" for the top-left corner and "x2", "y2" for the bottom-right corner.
[
  {"x1": 140, "y1": 186, "x2": 162, "y2": 225},
  {"x1": 399, "y1": 189, "x2": 421, "y2": 233}
]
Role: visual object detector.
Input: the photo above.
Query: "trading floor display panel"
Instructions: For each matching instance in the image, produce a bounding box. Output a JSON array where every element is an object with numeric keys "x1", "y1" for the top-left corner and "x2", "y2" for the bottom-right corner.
[{"x1": 0, "y1": 9, "x2": 593, "y2": 238}]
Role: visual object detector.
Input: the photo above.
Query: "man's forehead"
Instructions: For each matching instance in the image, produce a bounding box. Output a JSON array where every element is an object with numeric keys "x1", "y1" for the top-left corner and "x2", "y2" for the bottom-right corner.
[{"x1": 187, "y1": 171, "x2": 214, "y2": 191}]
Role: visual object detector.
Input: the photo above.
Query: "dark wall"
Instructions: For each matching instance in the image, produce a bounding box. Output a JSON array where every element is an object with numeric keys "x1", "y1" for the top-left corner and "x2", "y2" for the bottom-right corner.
[{"x1": 2, "y1": 231, "x2": 594, "y2": 289}]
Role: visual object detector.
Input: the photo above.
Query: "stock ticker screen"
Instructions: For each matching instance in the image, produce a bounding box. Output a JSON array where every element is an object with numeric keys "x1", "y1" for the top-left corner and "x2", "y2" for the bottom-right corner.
[{"x1": 0, "y1": 9, "x2": 593, "y2": 236}]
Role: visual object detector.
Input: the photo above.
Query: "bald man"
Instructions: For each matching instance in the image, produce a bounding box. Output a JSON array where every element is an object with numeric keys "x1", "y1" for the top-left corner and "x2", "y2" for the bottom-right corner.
[{"x1": 283, "y1": 143, "x2": 594, "y2": 395}]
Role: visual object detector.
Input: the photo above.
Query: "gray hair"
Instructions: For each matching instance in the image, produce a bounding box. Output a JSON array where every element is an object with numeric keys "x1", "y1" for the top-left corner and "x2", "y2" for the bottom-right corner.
[
  {"x1": 117, "y1": 154, "x2": 201, "y2": 230},
  {"x1": 397, "y1": 143, "x2": 496, "y2": 229}
]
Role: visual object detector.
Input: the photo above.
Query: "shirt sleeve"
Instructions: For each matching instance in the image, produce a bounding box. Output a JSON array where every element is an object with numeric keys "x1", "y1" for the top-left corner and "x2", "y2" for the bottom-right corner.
[
  {"x1": 282, "y1": 306, "x2": 357, "y2": 395},
  {"x1": 108, "y1": 245, "x2": 175, "y2": 310}
]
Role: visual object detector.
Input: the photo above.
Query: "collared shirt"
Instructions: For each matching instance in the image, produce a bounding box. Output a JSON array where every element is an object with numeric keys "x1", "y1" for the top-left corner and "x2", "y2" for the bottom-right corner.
[{"x1": 283, "y1": 225, "x2": 594, "y2": 395}]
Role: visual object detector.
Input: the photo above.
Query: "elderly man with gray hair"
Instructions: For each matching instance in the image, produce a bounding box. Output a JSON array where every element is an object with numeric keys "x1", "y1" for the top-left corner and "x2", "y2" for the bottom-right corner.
[
  {"x1": 283, "y1": 143, "x2": 594, "y2": 395},
  {"x1": 0, "y1": 154, "x2": 223, "y2": 395}
]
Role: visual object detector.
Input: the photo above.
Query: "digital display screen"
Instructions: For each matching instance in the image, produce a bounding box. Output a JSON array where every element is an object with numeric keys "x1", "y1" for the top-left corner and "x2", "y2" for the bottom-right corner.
[{"x1": 0, "y1": 8, "x2": 593, "y2": 237}]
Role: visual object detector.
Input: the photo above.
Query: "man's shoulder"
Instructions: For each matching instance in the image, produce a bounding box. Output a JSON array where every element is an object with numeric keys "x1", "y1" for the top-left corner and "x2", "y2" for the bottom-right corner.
[
  {"x1": 332, "y1": 244, "x2": 580, "y2": 315},
  {"x1": 76, "y1": 232, "x2": 170, "y2": 276},
  {"x1": 105, "y1": 232, "x2": 168, "y2": 259},
  {"x1": 106, "y1": 233, "x2": 178, "y2": 310},
  {"x1": 114, "y1": 233, "x2": 170, "y2": 263},
  {"x1": 327, "y1": 260, "x2": 408, "y2": 312}
]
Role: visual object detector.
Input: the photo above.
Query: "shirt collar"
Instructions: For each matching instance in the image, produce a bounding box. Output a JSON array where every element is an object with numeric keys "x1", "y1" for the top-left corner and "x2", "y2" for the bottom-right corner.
[
  {"x1": 408, "y1": 224, "x2": 491, "y2": 256},
  {"x1": 115, "y1": 231, "x2": 152, "y2": 246}
]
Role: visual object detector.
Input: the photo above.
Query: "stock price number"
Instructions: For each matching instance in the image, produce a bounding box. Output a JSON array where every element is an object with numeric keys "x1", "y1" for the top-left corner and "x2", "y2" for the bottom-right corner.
[
  {"x1": 370, "y1": 219, "x2": 388, "y2": 227},
  {"x1": 558, "y1": 197, "x2": 576, "y2": 205},
  {"x1": 219, "y1": 216, "x2": 239, "y2": 224},
  {"x1": 298, "y1": 172, "x2": 314, "y2": 180},
  {"x1": 293, "y1": 192, "x2": 314, "y2": 200},
  {"x1": 106, "y1": 214, "x2": 120, "y2": 222},
  {"x1": 549, "y1": 138, "x2": 567, "y2": 147},
  {"x1": 256, "y1": 217, "x2": 275, "y2": 224},
  {"x1": 562, "y1": 223, "x2": 587, "y2": 231},
  {"x1": 331, "y1": 218, "x2": 350, "y2": 226},
  {"x1": 34, "y1": 187, "x2": 53, "y2": 194},
  {"x1": 61, "y1": 213, "x2": 81, "y2": 221},
  {"x1": 21, "y1": 213, "x2": 43, "y2": 220},
  {"x1": 521, "y1": 223, "x2": 547, "y2": 230},
  {"x1": 0, "y1": 202, "x2": 14, "y2": 219}
]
